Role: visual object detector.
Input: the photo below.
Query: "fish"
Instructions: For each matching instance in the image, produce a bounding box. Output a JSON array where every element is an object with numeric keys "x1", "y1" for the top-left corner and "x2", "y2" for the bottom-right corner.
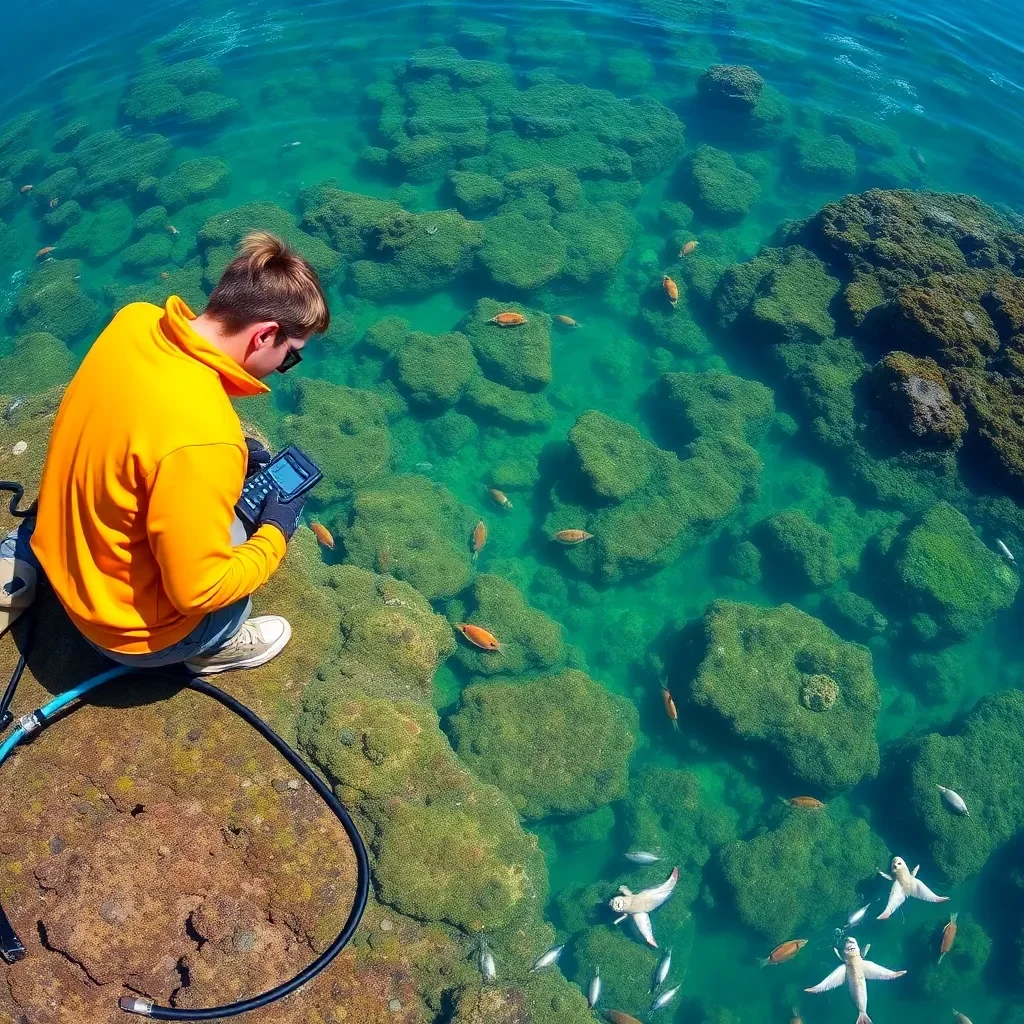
[
  {"x1": 805, "y1": 936, "x2": 905, "y2": 1024},
  {"x1": 939, "y1": 912, "x2": 958, "y2": 962},
  {"x1": 610, "y1": 866, "x2": 679, "y2": 917},
  {"x1": 952, "y1": 1012, "x2": 973, "y2": 1024},
  {"x1": 555, "y1": 529, "x2": 593, "y2": 545},
  {"x1": 652, "y1": 947, "x2": 672, "y2": 989},
  {"x1": 35, "y1": 246, "x2": 55, "y2": 259},
  {"x1": 19, "y1": 184, "x2": 32, "y2": 194},
  {"x1": 877, "y1": 856, "x2": 949, "y2": 919},
  {"x1": 650, "y1": 984, "x2": 681, "y2": 1012},
  {"x1": 588, "y1": 966, "x2": 601, "y2": 1008},
  {"x1": 489, "y1": 311, "x2": 527, "y2": 327},
  {"x1": 167, "y1": 224, "x2": 179, "y2": 235},
  {"x1": 49, "y1": 197, "x2": 58, "y2": 209},
  {"x1": 604, "y1": 1012, "x2": 643, "y2": 1024},
  {"x1": 791, "y1": 1008, "x2": 803, "y2": 1024},
  {"x1": 787, "y1": 796, "x2": 826, "y2": 809},
  {"x1": 159, "y1": 271, "x2": 170, "y2": 280},
  {"x1": 456, "y1": 623, "x2": 502, "y2": 652},
  {"x1": 632, "y1": 911, "x2": 658, "y2": 948},
  {"x1": 625, "y1": 851, "x2": 661, "y2": 864},
  {"x1": 554, "y1": 314, "x2": 579, "y2": 327},
  {"x1": 283, "y1": 140, "x2": 302, "y2": 148},
  {"x1": 761, "y1": 939, "x2": 807, "y2": 967},
  {"x1": 488, "y1": 487, "x2": 513, "y2": 510},
  {"x1": 310, "y1": 521, "x2": 335, "y2": 549},
  {"x1": 937, "y1": 785, "x2": 970, "y2": 816},
  {"x1": 529, "y1": 943, "x2": 564, "y2": 972},
  {"x1": 663, "y1": 275, "x2": 679, "y2": 307},
  {"x1": 478, "y1": 937, "x2": 496, "y2": 982},
  {"x1": 413, "y1": 461, "x2": 434, "y2": 473},
  {"x1": 680, "y1": 240, "x2": 698, "y2": 257},
  {"x1": 910, "y1": 147, "x2": 927, "y2": 171},
  {"x1": 425, "y1": 225, "x2": 438, "y2": 235},
  {"x1": 661, "y1": 686, "x2": 678, "y2": 730},
  {"x1": 471, "y1": 519, "x2": 487, "y2": 561},
  {"x1": 996, "y1": 539, "x2": 1015, "y2": 562},
  {"x1": 847, "y1": 904, "x2": 871, "y2": 928}
]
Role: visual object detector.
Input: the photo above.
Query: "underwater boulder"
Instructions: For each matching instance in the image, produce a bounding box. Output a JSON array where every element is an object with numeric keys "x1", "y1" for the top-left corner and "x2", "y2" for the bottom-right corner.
[
  {"x1": 449, "y1": 669, "x2": 637, "y2": 819},
  {"x1": 154, "y1": 157, "x2": 230, "y2": 211},
  {"x1": 0, "y1": 332, "x2": 77, "y2": 395},
  {"x1": 459, "y1": 298, "x2": 552, "y2": 392},
  {"x1": 396, "y1": 330, "x2": 478, "y2": 409},
  {"x1": 696, "y1": 64, "x2": 764, "y2": 112},
  {"x1": 681, "y1": 145, "x2": 760, "y2": 222},
  {"x1": 867, "y1": 352, "x2": 967, "y2": 448},
  {"x1": 681, "y1": 600, "x2": 881, "y2": 790},
  {"x1": 13, "y1": 259, "x2": 99, "y2": 342},
  {"x1": 753, "y1": 509, "x2": 842, "y2": 592}
]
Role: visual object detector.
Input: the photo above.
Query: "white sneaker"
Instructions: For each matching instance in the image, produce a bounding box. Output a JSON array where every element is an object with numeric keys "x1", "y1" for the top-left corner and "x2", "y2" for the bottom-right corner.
[{"x1": 185, "y1": 615, "x2": 292, "y2": 675}]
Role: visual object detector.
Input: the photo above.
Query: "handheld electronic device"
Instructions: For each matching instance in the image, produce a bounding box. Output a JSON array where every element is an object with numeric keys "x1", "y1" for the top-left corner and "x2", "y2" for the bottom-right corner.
[{"x1": 236, "y1": 446, "x2": 322, "y2": 525}]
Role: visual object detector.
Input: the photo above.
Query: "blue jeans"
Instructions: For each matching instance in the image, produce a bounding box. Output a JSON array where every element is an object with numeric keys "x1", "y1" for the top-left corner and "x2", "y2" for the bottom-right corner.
[{"x1": 85, "y1": 516, "x2": 252, "y2": 668}]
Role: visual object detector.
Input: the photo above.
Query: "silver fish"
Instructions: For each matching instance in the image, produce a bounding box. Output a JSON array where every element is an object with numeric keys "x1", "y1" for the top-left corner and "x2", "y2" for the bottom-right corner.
[
  {"x1": 632, "y1": 910, "x2": 657, "y2": 948},
  {"x1": 650, "y1": 984, "x2": 682, "y2": 1012},
  {"x1": 530, "y1": 943, "x2": 564, "y2": 973},
  {"x1": 878, "y1": 856, "x2": 949, "y2": 919},
  {"x1": 653, "y1": 948, "x2": 672, "y2": 989},
  {"x1": 625, "y1": 851, "x2": 661, "y2": 864},
  {"x1": 996, "y1": 539, "x2": 1015, "y2": 563},
  {"x1": 847, "y1": 904, "x2": 871, "y2": 928},
  {"x1": 953, "y1": 1012, "x2": 973, "y2": 1024},
  {"x1": 588, "y1": 966, "x2": 601, "y2": 1008},
  {"x1": 478, "y1": 939, "x2": 496, "y2": 982},
  {"x1": 283, "y1": 140, "x2": 301, "y2": 148},
  {"x1": 938, "y1": 785, "x2": 970, "y2": 816}
]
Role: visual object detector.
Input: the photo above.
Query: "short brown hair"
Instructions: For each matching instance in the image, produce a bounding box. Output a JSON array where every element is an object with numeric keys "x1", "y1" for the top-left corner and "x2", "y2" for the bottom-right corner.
[{"x1": 205, "y1": 231, "x2": 329, "y2": 339}]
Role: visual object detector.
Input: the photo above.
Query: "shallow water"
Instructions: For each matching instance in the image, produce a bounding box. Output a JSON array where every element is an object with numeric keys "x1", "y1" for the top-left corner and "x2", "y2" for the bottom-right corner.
[{"x1": 2, "y1": 0, "x2": 1024, "y2": 1021}]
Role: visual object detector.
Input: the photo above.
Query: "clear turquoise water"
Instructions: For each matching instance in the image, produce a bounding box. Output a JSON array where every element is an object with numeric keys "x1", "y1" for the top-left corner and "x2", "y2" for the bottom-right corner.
[{"x1": 2, "y1": 0, "x2": 1024, "y2": 1022}]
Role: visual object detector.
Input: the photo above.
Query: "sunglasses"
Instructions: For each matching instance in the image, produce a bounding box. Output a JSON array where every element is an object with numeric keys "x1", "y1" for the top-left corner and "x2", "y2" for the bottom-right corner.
[{"x1": 276, "y1": 343, "x2": 303, "y2": 374}]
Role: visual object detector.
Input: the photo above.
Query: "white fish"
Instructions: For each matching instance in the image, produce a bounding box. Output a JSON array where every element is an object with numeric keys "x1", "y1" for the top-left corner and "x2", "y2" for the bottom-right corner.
[
  {"x1": 625, "y1": 851, "x2": 661, "y2": 864},
  {"x1": 937, "y1": 785, "x2": 970, "y2": 816},
  {"x1": 588, "y1": 966, "x2": 601, "y2": 1008},
  {"x1": 282, "y1": 140, "x2": 301, "y2": 148},
  {"x1": 530, "y1": 943, "x2": 564, "y2": 972},
  {"x1": 652, "y1": 947, "x2": 672, "y2": 989},
  {"x1": 996, "y1": 539, "x2": 1015, "y2": 563},
  {"x1": 650, "y1": 984, "x2": 682, "y2": 1012},
  {"x1": 805, "y1": 936, "x2": 906, "y2": 1024},
  {"x1": 952, "y1": 1011, "x2": 973, "y2": 1024},
  {"x1": 847, "y1": 904, "x2": 871, "y2": 928},
  {"x1": 478, "y1": 938, "x2": 496, "y2": 982},
  {"x1": 610, "y1": 866, "x2": 679, "y2": 916},
  {"x1": 632, "y1": 910, "x2": 658, "y2": 948},
  {"x1": 877, "y1": 856, "x2": 949, "y2": 919}
]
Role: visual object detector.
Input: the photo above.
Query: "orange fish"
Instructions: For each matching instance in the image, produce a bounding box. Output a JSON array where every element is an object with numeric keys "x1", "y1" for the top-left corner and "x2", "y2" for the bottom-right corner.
[
  {"x1": 787, "y1": 796, "x2": 825, "y2": 809},
  {"x1": 760, "y1": 939, "x2": 807, "y2": 967},
  {"x1": 167, "y1": 224, "x2": 179, "y2": 235},
  {"x1": 35, "y1": 246, "x2": 55, "y2": 259},
  {"x1": 604, "y1": 1014, "x2": 643, "y2": 1024},
  {"x1": 456, "y1": 623, "x2": 502, "y2": 652},
  {"x1": 553, "y1": 314, "x2": 579, "y2": 328},
  {"x1": 939, "y1": 912, "x2": 957, "y2": 962},
  {"x1": 555, "y1": 529, "x2": 593, "y2": 545},
  {"x1": 663, "y1": 275, "x2": 679, "y2": 307},
  {"x1": 680, "y1": 240, "x2": 698, "y2": 257},
  {"x1": 661, "y1": 686, "x2": 678, "y2": 730},
  {"x1": 472, "y1": 519, "x2": 487, "y2": 561},
  {"x1": 19, "y1": 184, "x2": 33, "y2": 194},
  {"x1": 310, "y1": 521, "x2": 335, "y2": 550},
  {"x1": 488, "y1": 487, "x2": 513, "y2": 510},
  {"x1": 489, "y1": 311, "x2": 527, "y2": 327},
  {"x1": 49, "y1": 197, "x2": 59, "y2": 209}
]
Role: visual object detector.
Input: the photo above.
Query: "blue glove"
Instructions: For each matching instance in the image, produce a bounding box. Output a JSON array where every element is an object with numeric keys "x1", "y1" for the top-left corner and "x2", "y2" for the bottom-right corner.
[
  {"x1": 244, "y1": 437, "x2": 272, "y2": 479},
  {"x1": 258, "y1": 485, "x2": 308, "y2": 542}
]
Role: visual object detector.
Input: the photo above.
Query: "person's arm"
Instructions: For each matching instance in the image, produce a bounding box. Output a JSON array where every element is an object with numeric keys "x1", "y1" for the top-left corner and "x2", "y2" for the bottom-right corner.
[{"x1": 146, "y1": 443, "x2": 286, "y2": 615}]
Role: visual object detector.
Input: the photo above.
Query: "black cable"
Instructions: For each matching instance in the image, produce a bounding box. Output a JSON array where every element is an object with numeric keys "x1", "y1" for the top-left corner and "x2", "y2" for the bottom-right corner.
[
  {"x1": 0, "y1": 665, "x2": 369, "y2": 1019},
  {"x1": 0, "y1": 607, "x2": 34, "y2": 734},
  {"x1": 0, "y1": 481, "x2": 37, "y2": 519}
]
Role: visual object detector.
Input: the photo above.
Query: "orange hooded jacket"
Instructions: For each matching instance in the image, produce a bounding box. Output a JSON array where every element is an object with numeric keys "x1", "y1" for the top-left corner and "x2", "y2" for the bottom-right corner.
[{"x1": 31, "y1": 295, "x2": 287, "y2": 654}]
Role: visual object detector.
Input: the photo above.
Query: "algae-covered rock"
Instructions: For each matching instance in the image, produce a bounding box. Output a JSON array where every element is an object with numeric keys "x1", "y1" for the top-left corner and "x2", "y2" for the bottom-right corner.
[
  {"x1": 396, "y1": 330, "x2": 477, "y2": 408},
  {"x1": 70, "y1": 129, "x2": 173, "y2": 199},
  {"x1": 154, "y1": 156, "x2": 230, "y2": 210},
  {"x1": 787, "y1": 129, "x2": 857, "y2": 183},
  {"x1": 682, "y1": 145, "x2": 760, "y2": 221},
  {"x1": 13, "y1": 259, "x2": 98, "y2": 341},
  {"x1": 898, "y1": 689, "x2": 1024, "y2": 882},
  {"x1": 697, "y1": 65, "x2": 764, "y2": 112},
  {"x1": 867, "y1": 352, "x2": 967, "y2": 448},
  {"x1": 0, "y1": 332, "x2": 77, "y2": 394},
  {"x1": 569, "y1": 410, "x2": 653, "y2": 500},
  {"x1": 479, "y1": 211, "x2": 567, "y2": 290},
  {"x1": 460, "y1": 298, "x2": 552, "y2": 392},
  {"x1": 754, "y1": 509, "x2": 842, "y2": 591},
  {"x1": 884, "y1": 502, "x2": 1018, "y2": 641},
  {"x1": 905, "y1": 913, "x2": 991, "y2": 998},
  {"x1": 448, "y1": 574, "x2": 565, "y2": 677},
  {"x1": 719, "y1": 803, "x2": 887, "y2": 941},
  {"x1": 56, "y1": 198, "x2": 134, "y2": 261},
  {"x1": 681, "y1": 601, "x2": 881, "y2": 790},
  {"x1": 449, "y1": 669, "x2": 637, "y2": 819},
  {"x1": 343, "y1": 475, "x2": 477, "y2": 601},
  {"x1": 463, "y1": 375, "x2": 555, "y2": 431},
  {"x1": 279, "y1": 378, "x2": 390, "y2": 503}
]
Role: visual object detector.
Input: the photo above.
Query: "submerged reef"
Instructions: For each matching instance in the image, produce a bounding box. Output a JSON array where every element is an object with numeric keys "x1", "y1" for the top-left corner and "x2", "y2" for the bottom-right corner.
[{"x1": 678, "y1": 600, "x2": 881, "y2": 790}]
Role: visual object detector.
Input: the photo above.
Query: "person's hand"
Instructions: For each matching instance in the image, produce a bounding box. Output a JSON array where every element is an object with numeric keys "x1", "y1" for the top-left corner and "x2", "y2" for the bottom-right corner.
[
  {"x1": 257, "y1": 485, "x2": 307, "y2": 541},
  {"x1": 244, "y1": 436, "x2": 272, "y2": 479}
]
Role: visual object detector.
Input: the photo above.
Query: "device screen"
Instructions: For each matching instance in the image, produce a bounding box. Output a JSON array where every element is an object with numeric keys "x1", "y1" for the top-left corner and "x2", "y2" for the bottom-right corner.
[{"x1": 268, "y1": 456, "x2": 307, "y2": 496}]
